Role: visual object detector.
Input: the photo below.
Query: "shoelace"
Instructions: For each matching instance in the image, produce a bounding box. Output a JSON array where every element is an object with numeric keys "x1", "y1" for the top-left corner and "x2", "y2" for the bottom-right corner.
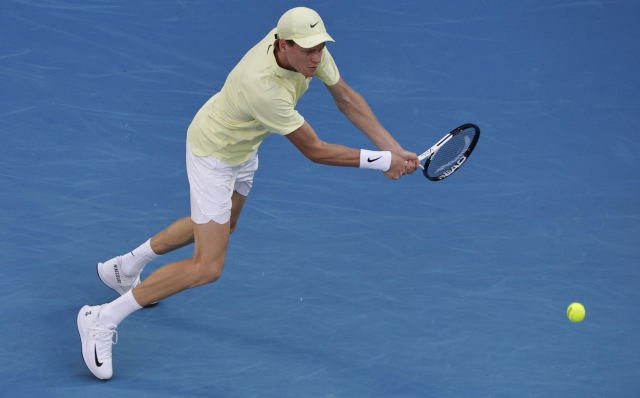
[{"x1": 91, "y1": 325, "x2": 118, "y2": 361}]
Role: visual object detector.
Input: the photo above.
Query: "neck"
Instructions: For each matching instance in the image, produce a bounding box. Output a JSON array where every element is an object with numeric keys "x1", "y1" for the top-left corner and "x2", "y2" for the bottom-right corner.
[{"x1": 273, "y1": 44, "x2": 295, "y2": 72}]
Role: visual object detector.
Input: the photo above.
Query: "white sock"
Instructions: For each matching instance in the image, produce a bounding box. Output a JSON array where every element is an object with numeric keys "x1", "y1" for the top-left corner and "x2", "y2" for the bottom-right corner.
[
  {"x1": 121, "y1": 239, "x2": 160, "y2": 277},
  {"x1": 98, "y1": 290, "x2": 142, "y2": 327}
]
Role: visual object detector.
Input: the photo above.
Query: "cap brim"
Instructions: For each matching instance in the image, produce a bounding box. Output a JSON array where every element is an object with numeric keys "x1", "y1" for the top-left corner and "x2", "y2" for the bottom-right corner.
[{"x1": 293, "y1": 32, "x2": 335, "y2": 49}]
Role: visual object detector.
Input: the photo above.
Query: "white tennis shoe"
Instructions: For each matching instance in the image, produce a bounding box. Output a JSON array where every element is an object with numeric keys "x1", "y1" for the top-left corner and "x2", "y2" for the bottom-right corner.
[
  {"x1": 97, "y1": 256, "x2": 158, "y2": 307},
  {"x1": 97, "y1": 256, "x2": 140, "y2": 296},
  {"x1": 77, "y1": 305, "x2": 117, "y2": 380}
]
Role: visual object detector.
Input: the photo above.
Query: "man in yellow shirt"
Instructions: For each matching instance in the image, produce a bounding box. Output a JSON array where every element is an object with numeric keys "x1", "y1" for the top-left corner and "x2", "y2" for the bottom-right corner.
[{"x1": 78, "y1": 7, "x2": 419, "y2": 380}]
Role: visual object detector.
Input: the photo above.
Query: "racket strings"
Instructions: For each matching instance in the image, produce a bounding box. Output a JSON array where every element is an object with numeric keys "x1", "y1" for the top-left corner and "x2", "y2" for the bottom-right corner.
[{"x1": 426, "y1": 127, "x2": 477, "y2": 179}]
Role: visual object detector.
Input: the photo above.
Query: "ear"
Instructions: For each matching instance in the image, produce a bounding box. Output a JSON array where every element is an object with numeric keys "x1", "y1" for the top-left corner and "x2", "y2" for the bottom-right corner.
[{"x1": 278, "y1": 39, "x2": 288, "y2": 52}]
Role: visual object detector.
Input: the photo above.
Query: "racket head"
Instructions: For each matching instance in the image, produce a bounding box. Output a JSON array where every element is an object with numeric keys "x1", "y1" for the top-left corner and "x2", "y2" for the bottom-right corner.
[{"x1": 423, "y1": 123, "x2": 480, "y2": 181}]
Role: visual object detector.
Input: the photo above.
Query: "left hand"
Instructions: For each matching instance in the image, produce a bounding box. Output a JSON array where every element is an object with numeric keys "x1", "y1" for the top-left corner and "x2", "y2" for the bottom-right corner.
[{"x1": 395, "y1": 149, "x2": 420, "y2": 175}]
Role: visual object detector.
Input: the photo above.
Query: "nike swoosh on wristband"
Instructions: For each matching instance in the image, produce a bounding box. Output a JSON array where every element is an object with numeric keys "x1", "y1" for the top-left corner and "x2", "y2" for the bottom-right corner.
[
  {"x1": 367, "y1": 156, "x2": 382, "y2": 162},
  {"x1": 310, "y1": 22, "x2": 319, "y2": 28},
  {"x1": 94, "y1": 346, "x2": 103, "y2": 367}
]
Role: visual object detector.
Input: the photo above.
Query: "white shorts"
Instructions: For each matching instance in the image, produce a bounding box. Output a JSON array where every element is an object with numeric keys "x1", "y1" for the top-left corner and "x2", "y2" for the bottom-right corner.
[{"x1": 186, "y1": 143, "x2": 258, "y2": 225}]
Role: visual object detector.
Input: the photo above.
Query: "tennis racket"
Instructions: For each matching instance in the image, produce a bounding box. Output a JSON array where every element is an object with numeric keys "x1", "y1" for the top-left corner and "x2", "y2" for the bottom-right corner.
[{"x1": 418, "y1": 123, "x2": 480, "y2": 181}]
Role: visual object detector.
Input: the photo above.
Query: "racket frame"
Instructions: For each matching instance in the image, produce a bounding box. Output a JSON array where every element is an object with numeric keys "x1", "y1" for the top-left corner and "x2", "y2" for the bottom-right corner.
[{"x1": 418, "y1": 123, "x2": 480, "y2": 181}]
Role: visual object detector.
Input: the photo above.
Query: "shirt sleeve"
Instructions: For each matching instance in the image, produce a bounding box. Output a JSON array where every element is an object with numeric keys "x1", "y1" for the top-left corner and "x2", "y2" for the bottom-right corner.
[
  {"x1": 315, "y1": 47, "x2": 340, "y2": 86},
  {"x1": 239, "y1": 88, "x2": 305, "y2": 136}
]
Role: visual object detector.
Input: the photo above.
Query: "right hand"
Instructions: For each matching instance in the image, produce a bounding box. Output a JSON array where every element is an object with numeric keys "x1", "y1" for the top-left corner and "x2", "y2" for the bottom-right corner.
[
  {"x1": 383, "y1": 153, "x2": 412, "y2": 180},
  {"x1": 395, "y1": 149, "x2": 420, "y2": 175}
]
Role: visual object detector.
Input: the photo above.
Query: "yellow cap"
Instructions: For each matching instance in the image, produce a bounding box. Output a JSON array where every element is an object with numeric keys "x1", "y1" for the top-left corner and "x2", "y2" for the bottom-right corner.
[{"x1": 276, "y1": 7, "x2": 335, "y2": 49}]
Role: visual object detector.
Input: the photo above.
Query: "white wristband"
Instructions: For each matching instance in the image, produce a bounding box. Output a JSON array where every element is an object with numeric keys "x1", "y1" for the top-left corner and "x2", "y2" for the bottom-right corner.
[{"x1": 359, "y1": 150, "x2": 392, "y2": 171}]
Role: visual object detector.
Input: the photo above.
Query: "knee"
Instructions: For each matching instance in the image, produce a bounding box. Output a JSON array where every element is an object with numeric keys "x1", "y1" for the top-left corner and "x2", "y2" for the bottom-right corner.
[
  {"x1": 201, "y1": 266, "x2": 223, "y2": 285},
  {"x1": 192, "y1": 260, "x2": 224, "y2": 286}
]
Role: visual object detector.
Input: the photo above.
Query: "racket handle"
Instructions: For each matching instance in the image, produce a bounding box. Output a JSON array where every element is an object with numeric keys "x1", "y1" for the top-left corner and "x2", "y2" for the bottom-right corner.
[{"x1": 418, "y1": 164, "x2": 424, "y2": 170}]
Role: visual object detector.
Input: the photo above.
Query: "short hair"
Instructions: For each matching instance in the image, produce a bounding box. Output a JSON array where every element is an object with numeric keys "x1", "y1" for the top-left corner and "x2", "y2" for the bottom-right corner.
[{"x1": 274, "y1": 39, "x2": 295, "y2": 51}]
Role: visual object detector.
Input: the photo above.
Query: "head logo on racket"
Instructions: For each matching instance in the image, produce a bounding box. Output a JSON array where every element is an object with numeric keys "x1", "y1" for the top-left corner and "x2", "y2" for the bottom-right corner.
[{"x1": 417, "y1": 124, "x2": 480, "y2": 181}]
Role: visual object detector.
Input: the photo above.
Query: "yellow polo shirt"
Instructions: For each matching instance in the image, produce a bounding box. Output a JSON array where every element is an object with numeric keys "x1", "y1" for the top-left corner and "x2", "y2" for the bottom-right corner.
[{"x1": 187, "y1": 28, "x2": 341, "y2": 165}]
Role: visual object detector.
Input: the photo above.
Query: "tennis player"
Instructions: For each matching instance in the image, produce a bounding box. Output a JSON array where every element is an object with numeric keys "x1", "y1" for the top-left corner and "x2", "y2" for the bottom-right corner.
[{"x1": 77, "y1": 7, "x2": 419, "y2": 380}]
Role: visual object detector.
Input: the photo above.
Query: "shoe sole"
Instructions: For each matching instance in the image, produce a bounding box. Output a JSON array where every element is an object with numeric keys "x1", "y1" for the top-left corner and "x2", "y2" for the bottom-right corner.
[
  {"x1": 77, "y1": 306, "x2": 109, "y2": 380},
  {"x1": 96, "y1": 263, "x2": 158, "y2": 308}
]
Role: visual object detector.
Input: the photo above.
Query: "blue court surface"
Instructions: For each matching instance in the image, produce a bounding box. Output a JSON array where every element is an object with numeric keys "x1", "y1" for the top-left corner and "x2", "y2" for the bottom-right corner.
[{"x1": 2, "y1": 1, "x2": 639, "y2": 397}]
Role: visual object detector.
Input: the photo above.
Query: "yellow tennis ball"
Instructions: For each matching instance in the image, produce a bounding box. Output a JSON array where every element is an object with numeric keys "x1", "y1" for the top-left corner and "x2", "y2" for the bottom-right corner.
[{"x1": 567, "y1": 302, "x2": 586, "y2": 322}]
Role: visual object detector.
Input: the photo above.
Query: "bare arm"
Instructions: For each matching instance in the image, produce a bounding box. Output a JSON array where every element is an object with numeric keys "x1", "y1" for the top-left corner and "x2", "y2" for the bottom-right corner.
[
  {"x1": 325, "y1": 78, "x2": 418, "y2": 173},
  {"x1": 286, "y1": 121, "x2": 408, "y2": 179}
]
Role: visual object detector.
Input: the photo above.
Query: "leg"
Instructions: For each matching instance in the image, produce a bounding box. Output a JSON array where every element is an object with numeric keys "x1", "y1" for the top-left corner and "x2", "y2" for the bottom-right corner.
[
  {"x1": 82, "y1": 212, "x2": 234, "y2": 379},
  {"x1": 229, "y1": 190, "x2": 248, "y2": 234},
  {"x1": 131, "y1": 219, "x2": 231, "y2": 307},
  {"x1": 78, "y1": 220, "x2": 227, "y2": 381},
  {"x1": 150, "y1": 216, "x2": 195, "y2": 254},
  {"x1": 81, "y1": 122, "x2": 259, "y2": 380},
  {"x1": 98, "y1": 217, "x2": 194, "y2": 293},
  {"x1": 140, "y1": 187, "x2": 248, "y2": 259},
  {"x1": 131, "y1": 190, "x2": 247, "y2": 306}
]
